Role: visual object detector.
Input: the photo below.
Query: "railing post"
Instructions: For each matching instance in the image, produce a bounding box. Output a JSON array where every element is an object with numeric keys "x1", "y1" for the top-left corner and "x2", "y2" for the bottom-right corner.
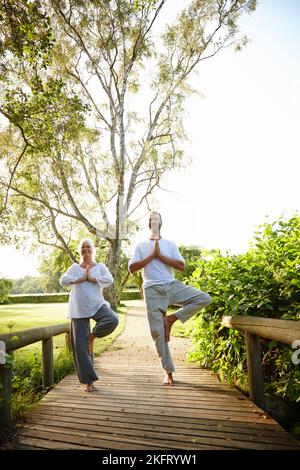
[
  {"x1": 0, "y1": 361, "x2": 13, "y2": 428},
  {"x1": 245, "y1": 331, "x2": 266, "y2": 410},
  {"x1": 65, "y1": 332, "x2": 72, "y2": 352},
  {"x1": 42, "y1": 337, "x2": 54, "y2": 391}
]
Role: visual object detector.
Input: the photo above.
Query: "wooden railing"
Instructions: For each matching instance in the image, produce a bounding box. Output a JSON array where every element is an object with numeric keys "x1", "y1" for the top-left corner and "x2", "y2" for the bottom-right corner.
[
  {"x1": 0, "y1": 323, "x2": 71, "y2": 428},
  {"x1": 221, "y1": 315, "x2": 300, "y2": 410}
]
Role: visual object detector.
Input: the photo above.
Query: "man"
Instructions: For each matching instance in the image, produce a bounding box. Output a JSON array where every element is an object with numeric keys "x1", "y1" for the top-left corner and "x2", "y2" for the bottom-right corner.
[{"x1": 128, "y1": 211, "x2": 212, "y2": 386}]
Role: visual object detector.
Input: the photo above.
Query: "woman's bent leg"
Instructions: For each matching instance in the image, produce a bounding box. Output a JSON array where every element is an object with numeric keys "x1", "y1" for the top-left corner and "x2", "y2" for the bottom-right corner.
[
  {"x1": 71, "y1": 318, "x2": 98, "y2": 384},
  {"x1": 92, "y1": 304, "x2": 119, "y2": 338}
]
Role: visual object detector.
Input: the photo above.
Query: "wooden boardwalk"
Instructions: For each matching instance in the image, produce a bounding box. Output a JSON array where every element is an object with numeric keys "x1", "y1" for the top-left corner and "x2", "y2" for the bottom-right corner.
[{"x1": 6, "y1": 301, "x2": 300, "y2": 450}]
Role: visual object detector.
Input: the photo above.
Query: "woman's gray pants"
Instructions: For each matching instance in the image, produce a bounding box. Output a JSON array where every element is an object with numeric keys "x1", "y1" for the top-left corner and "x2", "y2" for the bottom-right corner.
[{"x1": 70, "y1": 304, "x2": 119, "y2": 384}]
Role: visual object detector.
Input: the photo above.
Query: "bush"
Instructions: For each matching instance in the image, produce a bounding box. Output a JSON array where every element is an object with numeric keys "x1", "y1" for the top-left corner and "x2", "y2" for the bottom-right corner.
[
  {"x1": 188, "y1": 214, "x2": 300, "y2": 402},
  {"x1": 0, "y1": 278, "x2": 12, "y2": 304},
  {"x1": 11, "y1": 346, "x2": 74, "y2": 421},
  {"x1": 8, "y1": 293, "x2": 70, "y2": 303},
  {"x1": 121, "y1": 289, "x2": 141, "y2": 300},
  {"x1": 8, "y1": 289, "x2": 141, "y2": 304}
]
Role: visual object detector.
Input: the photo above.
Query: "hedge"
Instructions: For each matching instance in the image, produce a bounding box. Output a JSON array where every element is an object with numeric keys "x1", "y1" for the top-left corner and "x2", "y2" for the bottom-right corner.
[
  {"x1": 8, "y1": 289, "x2": 141, "y2": 304},
  {"x1": 8, "y1": 293, "x2": 70, "y2": 303}
]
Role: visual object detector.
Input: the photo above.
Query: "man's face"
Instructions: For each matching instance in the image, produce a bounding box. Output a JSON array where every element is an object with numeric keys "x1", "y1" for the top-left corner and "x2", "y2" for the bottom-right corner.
[{"x1": 149, "y1": 212, "x2": 161, "y2": 238}]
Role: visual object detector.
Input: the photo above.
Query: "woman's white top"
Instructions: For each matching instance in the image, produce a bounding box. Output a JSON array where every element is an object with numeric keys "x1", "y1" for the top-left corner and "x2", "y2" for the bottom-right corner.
[{"x1": 60, "y1": 262, "x2": 113, "y2": 319}]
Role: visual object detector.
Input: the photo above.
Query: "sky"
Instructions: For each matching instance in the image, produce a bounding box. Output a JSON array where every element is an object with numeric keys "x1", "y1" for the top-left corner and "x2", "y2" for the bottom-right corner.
[{"x1": 0, "y1": 0, "x2": 300, "y2": 278}]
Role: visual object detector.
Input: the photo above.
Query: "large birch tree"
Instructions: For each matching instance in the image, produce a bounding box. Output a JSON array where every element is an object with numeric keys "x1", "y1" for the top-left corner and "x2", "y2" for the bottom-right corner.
[{"x1": 0, "y1": 0, "x2": 257, "y2": 306}]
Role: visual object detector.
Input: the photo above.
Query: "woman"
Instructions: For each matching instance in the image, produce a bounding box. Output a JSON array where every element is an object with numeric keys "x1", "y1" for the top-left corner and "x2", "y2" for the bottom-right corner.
[{"x1": 60, "y1": 239, "x2": 119, "y2": 392}]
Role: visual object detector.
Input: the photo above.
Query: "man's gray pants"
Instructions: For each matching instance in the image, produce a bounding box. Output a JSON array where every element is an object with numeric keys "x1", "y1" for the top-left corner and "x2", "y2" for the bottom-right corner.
[
  {"x1": 143, "y1": 280, "x2": 212, "y2": 374},
  {"x1": 70, "y1": 304, "x2": 119, "y2": 384}
]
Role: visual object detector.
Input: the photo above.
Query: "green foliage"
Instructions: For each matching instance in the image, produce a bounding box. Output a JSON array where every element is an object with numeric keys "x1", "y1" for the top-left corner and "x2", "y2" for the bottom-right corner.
[
  {"x1": 11, "y1": 346, "x2": 74, "y2": 421},
  {"x1": 10, "y1": 275, "x2": 44, "y2": 294},
  {"x1": 175, "y1": 245, "x2": 202, "y2": 282},
  {"x1": 121, "y1": 289, "x2": 141, "y2": 301},
  {"x1": 0, "y1": 0, "x2": 54, "y2": 69},
  {"x1": 0, "y1": 277, "x2": 12, "y2": 304},
  {"x1": 188, "y1": 214, "x2": 300, "y2": 402},
  {"x1": 39, "y1": 246, "x2": 78, "y2": 293}
]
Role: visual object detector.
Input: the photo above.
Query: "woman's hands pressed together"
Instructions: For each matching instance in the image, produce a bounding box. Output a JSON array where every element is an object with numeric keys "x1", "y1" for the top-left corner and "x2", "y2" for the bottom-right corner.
[
  {"x1": 86, "y1": 265, "x2": 97, "y2": 283},
  {"x1": 70, "y1": 264, "x2": 97, "y2": 284}
]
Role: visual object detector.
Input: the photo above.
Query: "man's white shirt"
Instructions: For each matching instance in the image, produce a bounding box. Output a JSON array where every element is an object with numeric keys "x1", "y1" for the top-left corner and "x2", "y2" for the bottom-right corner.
[{"x1": 128, "y1": 238, "x2": 185, "y2": 288}]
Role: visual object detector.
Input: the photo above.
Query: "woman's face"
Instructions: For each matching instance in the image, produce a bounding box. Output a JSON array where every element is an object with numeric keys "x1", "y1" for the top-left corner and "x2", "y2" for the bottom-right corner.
[{"x1": 81, "y1": 243, "x2": 93, "y2": 258}]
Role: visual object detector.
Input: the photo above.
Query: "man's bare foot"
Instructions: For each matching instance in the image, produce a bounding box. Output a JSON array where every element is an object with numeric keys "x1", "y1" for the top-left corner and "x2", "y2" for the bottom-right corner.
[
  {"x1": 163, "y1": 372, "x2": 174, "y2": 387},
  {"x1": 88, "y1": 333, "x2": 95, "y2": 354},
  {"x1": 164, "y1": 314, "x2": 178, "y2": 342}
]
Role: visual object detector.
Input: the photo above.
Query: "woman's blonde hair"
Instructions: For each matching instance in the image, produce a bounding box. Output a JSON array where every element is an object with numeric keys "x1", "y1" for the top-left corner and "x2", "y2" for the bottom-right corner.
[{"x1": 78, "y1": 238, "x2": 95, "y2": 260}]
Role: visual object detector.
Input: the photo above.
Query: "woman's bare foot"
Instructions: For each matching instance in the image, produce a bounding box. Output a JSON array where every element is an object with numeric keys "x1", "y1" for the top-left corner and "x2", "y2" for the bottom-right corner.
[
  {"x1": 163, "y1": 314, "x2": 178, "y2": 342},
  {"x1": 84, "y1": 382, "x2": 94, "y2": 392},
  {"x1": 88, "y1": 333, "x2": 95, "y2": 354},
  {"x1": 162, "y1": 372, "x2": 174, "y2": 386}
]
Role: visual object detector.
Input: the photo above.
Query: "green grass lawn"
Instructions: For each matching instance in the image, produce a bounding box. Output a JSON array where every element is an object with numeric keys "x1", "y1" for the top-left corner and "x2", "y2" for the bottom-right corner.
[
  {"x1": 0, "y1": 303, "x2": 69, "y2": 327},
  {"x1": 0, "y1": 302, "x2": 126, "y2": 356}
]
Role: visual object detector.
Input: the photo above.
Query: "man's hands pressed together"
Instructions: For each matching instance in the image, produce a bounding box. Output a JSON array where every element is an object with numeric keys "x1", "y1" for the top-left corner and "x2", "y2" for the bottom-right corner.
[
  {"x1": 129, "y1": 239, "x2": 185, "y2": 274},
  {"x1": 153, "y1": 239, "x2": 185, "y2": 271}
]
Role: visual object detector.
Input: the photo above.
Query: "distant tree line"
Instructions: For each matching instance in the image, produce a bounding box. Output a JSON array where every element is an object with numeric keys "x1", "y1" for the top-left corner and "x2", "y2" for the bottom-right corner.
[{"x1": 0, "y1": 244, "x2": 203, "y2": 301}]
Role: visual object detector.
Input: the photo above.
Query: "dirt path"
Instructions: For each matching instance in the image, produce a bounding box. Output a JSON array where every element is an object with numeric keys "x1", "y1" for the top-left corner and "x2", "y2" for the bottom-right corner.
[{"x1": 99, "y1": 299, "x2": 192, "y2": 371}]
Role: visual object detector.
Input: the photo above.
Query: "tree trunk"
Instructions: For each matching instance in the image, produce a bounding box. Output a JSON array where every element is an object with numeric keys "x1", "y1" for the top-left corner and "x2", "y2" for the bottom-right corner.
[{"x1": 105, "y1": 238, "x2": 122, "y2": 310}]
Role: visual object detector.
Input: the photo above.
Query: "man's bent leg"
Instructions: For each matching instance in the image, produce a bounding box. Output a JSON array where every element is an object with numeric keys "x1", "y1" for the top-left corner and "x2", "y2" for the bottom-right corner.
[{"x1": 169, "y1": 280, "x2": 212, "y2": 323}]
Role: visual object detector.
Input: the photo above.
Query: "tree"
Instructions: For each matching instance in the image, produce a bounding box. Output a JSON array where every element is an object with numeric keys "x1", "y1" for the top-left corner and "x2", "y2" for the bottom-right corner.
[
  {"x1": 0, "y1": 277, "x2": 12, "y2": 303},
  {"x1": 10, "y1": 276, "x2": 44, "y2": 294},
  {"x1": 0, "y1": 0, "x2": 257, "y2": 306}
]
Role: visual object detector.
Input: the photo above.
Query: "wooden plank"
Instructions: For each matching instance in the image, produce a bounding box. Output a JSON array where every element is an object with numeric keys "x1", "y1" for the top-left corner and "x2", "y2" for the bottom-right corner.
[
  {"x1": 41, "y1": 395, "x2": 267, "y2": 419},
  {"x1": 16, "y1": 423, "x2": 236, "y2": 450},
  {"x1": 0, "y1": 324, "x2": 70, "y2": 353},
  {"x1": 14, "y1": 434, "x2": 99, "y2": 450},
  {"x1": 58, "y1": 382, "x2": 246, "y2": 397},
  {"x1": 57, "y1": 383, "x2": 248, "y2": 398},
  {"x1": 48, "y1": 389, "x2": 260, "y2": 412},
  {"x1": 37, "y1": 401, "x2": 274, "y2": 424},
  {"x1": 27, "y1": 404, "x2": 288, "y2": 435},
  {"x1": 221, "y1": 315, "x2": 300, "y2": 345},
  {"x1": 24, "y1": 414, "x2": 300, "y2": 449}
]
